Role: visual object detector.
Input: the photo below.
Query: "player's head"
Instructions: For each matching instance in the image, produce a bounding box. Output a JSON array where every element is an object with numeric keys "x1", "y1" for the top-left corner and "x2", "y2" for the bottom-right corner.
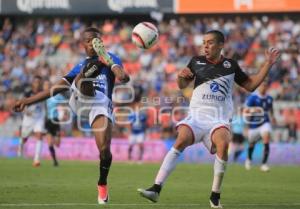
[
  {"x1": 32, "y1": 75, "x2": 43, "y2": 93},
  {"x1": 203, "y1": 30, "x2": 225, "y2": 60},
  {"x1": 82, "y1": 27, "x2": 101, "y2": 57},
  {"x1": 258, "y1": 79, "x2": 269, "y2": 95}
]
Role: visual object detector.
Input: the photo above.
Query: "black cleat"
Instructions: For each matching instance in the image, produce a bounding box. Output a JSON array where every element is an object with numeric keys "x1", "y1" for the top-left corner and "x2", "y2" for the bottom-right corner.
[{"x1": 210, "y1": 192, "x2": 222, "y2": 208}]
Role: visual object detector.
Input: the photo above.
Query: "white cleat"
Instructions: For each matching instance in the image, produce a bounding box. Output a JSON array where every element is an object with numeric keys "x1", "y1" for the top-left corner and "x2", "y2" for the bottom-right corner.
[
  {"x1": 260, "y1": 164, "x2": 270, "y2": 172},
  {"x1": 245, "y1": 158, "x2": 251, "y2": 170},
  {"x1": 97, "y1": 195, "x2": 109, "y2": 204},
  {"x1": 210, "y1": 200, "x2": 223, "y2": 208},
  {"x1": 137, "y1": 188, "x2": 159, "y2": 203}
]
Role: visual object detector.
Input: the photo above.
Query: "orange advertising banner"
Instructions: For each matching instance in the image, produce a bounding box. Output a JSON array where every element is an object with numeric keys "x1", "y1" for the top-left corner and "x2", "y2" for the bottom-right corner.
[{"x1": 176, "y1": 0, "x2": 300, "y2": 13}]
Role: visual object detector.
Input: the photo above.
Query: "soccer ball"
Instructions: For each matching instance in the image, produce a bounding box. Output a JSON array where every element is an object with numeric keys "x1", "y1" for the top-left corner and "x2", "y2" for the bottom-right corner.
[{"x1": 132, "y1": 22, "x2": 159, "y2": 49}]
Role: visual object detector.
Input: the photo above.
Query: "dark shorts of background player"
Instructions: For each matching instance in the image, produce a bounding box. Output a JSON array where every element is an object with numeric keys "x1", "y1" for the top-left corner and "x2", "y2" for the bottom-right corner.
[
  {"x1": 232, "y1": 133, "x2": 245, "y2": 144},
  {"x1": 45, "y1": 118, "x2": 60, "y2": 137}
]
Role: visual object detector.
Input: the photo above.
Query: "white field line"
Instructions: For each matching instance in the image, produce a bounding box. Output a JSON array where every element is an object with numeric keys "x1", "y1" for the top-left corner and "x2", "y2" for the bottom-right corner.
[{"x1": 0, "y1": 203, "x2": 300, "y2": 207}]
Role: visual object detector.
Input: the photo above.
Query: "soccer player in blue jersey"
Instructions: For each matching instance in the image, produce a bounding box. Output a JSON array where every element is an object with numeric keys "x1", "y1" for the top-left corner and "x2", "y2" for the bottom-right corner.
[
  {"x1": 244, "y1": 80, "x2": 275, "y2": 172},
  {"x1": 127, "y1": 101, "x2": 148, "y2": 163},
  {"x1": 13, "y1": 27, "x2": 130, "y2": 204}
]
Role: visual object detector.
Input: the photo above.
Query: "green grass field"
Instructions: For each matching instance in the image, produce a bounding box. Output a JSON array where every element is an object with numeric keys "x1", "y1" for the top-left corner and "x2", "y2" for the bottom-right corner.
[{"x1": 0, "y1": 158, "x2": 299, "y2": 209}]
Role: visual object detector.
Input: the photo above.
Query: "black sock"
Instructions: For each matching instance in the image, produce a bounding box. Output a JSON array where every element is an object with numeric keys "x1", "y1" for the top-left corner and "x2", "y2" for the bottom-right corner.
[
  {"x1": 128, "y1": 146, "x2": 133, "y2": 160},
  {"x1": 210, "y1": 191, "x2": 221, "y2": 205},
  {"x1": 98, "y1": 153, "x2": 112, "y2": 185},
  {"x1": 262, "y1": 143, "x2": 270, "y2": 164},
  {"x1": 147, "y1": 184, "x2": 161, "y2": 194},
  {"x1": 139, "y1": 146, "x2": 144, "y2": 161},
  {"x1": 234, "y1": 150, "x2": 242, "y2": 161},
  {"x1": 49, "y1": 146, "x2": 57, "y2": 163},
  {"x1": 248, "y1": 146, "x2": 254, "y2": 160}
]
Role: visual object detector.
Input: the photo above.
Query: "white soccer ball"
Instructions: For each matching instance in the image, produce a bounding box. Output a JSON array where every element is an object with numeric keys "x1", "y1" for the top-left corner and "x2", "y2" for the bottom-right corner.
[{"x1": 132, "y1": 22, "x2": 159, "y2": 49}]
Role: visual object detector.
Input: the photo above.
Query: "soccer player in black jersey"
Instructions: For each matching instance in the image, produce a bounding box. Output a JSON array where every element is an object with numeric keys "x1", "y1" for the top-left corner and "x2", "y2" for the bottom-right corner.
[{"x1": 138, "y1": 30, "x2": 280, "y2": 208}]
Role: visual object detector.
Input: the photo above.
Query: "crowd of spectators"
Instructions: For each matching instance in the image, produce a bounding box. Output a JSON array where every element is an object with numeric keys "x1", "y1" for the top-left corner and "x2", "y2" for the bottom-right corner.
[{"x1": 0, "y1": 15, "x2": 299, "y2": 141}]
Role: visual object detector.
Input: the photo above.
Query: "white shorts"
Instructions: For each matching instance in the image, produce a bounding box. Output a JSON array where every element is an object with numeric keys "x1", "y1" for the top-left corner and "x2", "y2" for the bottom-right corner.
[
  {"x1": 69, "y1": 82, "x2": 114, "y2": 126},
  {"x1": 129, "y1": 133, "x2": 145, "y2": 144},
  {"x1": 248, "y1": 122, "x2": 272, "y2": 143},
  {"x1": 21, "y1": 116, "x2": 45, "y2": 138},
  {"x1": 176, "y1": 114, "x2": 230, "y2": 154}
]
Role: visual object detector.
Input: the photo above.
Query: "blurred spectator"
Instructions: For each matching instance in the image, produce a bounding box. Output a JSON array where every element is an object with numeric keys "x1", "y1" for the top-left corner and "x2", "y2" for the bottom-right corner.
[{"x1": 1, "y1": 15, "x2": 300, "y2": 140}]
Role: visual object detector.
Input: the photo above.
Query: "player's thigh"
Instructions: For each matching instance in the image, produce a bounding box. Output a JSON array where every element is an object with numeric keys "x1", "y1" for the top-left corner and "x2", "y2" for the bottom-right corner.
[
  {"x1": 248, "y1": 128, "x2": 260, "y2": 144},
  {"x1": 211, "y1": 126, "x2": 231, "y2": 151},
  {"x1": 136, "y1": 133, "x2": 145, "y2": 144},
  {"x1": 91, "y1": 115, "x2": 112, "y2": 150},
  {"x1": 33, "y1": 119, "x2": 45, "y2": 139},
  {"x1": 128, "y1": 134, "x2": 136, "y2": 145},
  {"x1": 174, "y1": 125, "x2": 194, "y2": 151},
  {"x1": 260, "y1": 123, "x2": 272, "y2": 143}
]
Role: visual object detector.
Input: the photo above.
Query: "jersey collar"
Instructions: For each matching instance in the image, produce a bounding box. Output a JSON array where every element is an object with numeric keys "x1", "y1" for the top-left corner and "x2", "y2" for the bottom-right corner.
[{"x1": 206, "y1": 55, "x2": 224, "y2": 65}]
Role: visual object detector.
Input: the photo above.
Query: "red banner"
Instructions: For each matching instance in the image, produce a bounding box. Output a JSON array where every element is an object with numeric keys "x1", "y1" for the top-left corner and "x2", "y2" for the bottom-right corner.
[{"x1": 176, "y1": 0, "x2": 300, "y2": 13}]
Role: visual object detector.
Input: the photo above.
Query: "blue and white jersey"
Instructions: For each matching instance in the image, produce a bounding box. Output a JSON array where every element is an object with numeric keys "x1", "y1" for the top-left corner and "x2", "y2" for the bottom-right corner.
[
  {"x1": 128, "y1": 111, "x2": 147, "y2": 134},
  {"x1": 46, "y1": 94, "x2": 65, "y2": 120},
  {"x1": 63, "y1": 53, "x2": 122, "y2": 101},
  {"x1": 245, "y1": 92, "x2": 273, "y2": 129}
]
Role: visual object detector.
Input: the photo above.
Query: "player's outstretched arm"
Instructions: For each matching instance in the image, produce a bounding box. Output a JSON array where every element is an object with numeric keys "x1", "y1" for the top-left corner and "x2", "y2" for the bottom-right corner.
[
  {"x1": 111, "y1": 64, "x2": 130, "y2": 84},
  {"x1": 177, "y1": 67, "x2": 194, "y2": 89},
  {"x1": 241, "y1": 48, "x2": 280, "y2": 92},
  {"x1": 13, "y1": 79, "x2": 69, "y2": 112}
]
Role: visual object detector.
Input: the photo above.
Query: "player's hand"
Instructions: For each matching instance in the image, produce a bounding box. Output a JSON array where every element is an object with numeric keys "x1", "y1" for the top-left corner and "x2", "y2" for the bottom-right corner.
[
  {"x1": 82, "y1": 59, "x2": 104, "y2": 78},
  {"x1": 12, "y1": 99, "x2": 26, "y2": 112},
  {"x1": 178, "y1": 68, "x2": 194, "y2": 80},
  {"x1": 265, "y1": 47, "x2": 280, "y2": 65}
]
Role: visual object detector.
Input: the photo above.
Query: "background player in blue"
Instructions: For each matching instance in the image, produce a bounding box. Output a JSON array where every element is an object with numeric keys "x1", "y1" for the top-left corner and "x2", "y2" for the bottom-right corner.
[
  {"x1": 244, "y1": 80, "x2": 275, "y2": 172},
  {"x1": 127, "y1": 101, "x2": 148, "y2": 163},
  {"x1": 43, "y1": 80, "x2": 65, "y2": 167},
  {"x1": 13, "y1": 27, "x2": 130, "y2": 204}
]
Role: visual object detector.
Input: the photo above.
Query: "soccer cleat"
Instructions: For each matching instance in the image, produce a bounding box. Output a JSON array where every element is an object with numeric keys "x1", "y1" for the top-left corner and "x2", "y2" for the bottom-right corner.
[
  {"x1": 245, "y1": 158, "x2": 251, "y2": 170},
  {"x1": 92, "y1": 38, "x2": 114, "y2": 66},
  {"x1": 53, "y1": 161, "x2": 59, "y2": 167},
  {"x1": 97, "y1": 185, "x2": 109, "y2": 204},
  {"x1": 210, "y1": 192, "x2": 222, "y2": 208},
  {"x1": 137, "y1": 184, "x2": 161, "y2": 203},
  {"x1": 32, "y1": 161, "x2": 41, "y2": 167},
  {"x1": 260, "y1": 164, "x2": 270, "y2": 172}
]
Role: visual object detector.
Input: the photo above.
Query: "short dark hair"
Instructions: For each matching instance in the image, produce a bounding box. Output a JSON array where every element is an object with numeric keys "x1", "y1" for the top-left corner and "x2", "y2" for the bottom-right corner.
[
  {"x1": 205, "y1": 30, "x2": 225, "y2": 44},
  {"x1": 83, "y1": 27, "x2": 100, "y2": 34}
]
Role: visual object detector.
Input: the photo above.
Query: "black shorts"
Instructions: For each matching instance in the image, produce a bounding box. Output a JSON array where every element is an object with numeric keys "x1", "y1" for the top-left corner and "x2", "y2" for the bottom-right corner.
[
  {"x1": 232, "y1": 133, "x2": 245, "y2": 144},
  {"x1": 45, "y1": 118, "x2": 60, "y2": 137}
]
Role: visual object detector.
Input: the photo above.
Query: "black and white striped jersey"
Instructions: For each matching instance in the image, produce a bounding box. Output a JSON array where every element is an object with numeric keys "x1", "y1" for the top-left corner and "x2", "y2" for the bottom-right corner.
[{"x1": 187, "y1": 56, "x2": 249, "y2": 123}]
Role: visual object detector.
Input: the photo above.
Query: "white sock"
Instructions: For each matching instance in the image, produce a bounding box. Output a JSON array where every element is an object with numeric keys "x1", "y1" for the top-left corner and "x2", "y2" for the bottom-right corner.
[
  {"x1": 212, "y1": 155, "x2": 227, "y2": 193},
  {"x1": 34, "y1": 140, "x2": 43, "y2": 163},
  {"x1": 155, "y1": 147, "x2": 181, "y2": 185}
]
